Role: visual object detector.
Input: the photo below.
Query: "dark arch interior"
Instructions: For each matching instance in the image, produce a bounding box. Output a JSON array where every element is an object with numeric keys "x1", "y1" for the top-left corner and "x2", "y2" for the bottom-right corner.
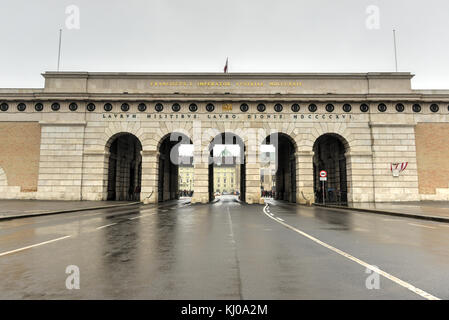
[
  {"x1": 208, "y1": 133, "x2": 246, "y2": 202},
  {"x1": 262, "y1": 133, "x2": 296, "y2": 203},
  {"x1": 158, "y1": 133, "x2": 193, "y2": 202},
  {"x1": 107, "y1": 134, "x2": 142, "y2": 201},
  {"x1": 313, "y1": 134, "x2": 348, "y2": 204}
]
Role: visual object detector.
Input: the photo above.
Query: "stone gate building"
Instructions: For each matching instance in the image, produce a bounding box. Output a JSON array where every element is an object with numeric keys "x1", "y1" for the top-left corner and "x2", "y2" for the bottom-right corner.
[{"x1": 0, "y1": 71, "x2": 448, "y2": 204}]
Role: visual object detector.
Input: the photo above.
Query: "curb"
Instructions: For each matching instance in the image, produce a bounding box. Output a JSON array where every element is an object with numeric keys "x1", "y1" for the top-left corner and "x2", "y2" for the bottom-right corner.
[
  {"x1": 313, "y1": 203, "x2": 449, "y2": 223},
  {"x1": 0, "y1": 201, "x2": 141, "y2": 221}
]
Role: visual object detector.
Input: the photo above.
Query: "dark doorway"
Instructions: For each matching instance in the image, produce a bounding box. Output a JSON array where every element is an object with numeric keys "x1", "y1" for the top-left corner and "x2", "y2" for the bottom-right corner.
[
  {"x1": 158, "y1": 133, "x2": 193, "y2": 202},
  {"x1": 208, "y1": 133, "x2": 246, "y2": 202},
  {"x1": 107, "y1": 133, "x2": 142, "y2": 201},
  {"x1": 313, "y1": 134, "x2": 348, "y2": 204},
  {"x1": 261, "y1": 133, "x2": 296, "y2": 203}
]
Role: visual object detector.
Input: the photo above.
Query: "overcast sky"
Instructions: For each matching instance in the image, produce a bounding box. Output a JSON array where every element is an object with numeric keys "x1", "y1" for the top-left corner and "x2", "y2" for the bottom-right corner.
[{"x1": 1, "y1": 0, "x2": 449, "y2": 89}]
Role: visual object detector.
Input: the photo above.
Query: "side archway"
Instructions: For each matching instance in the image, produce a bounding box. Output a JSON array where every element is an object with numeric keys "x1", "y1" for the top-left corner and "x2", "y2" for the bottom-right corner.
[
  {"x1": 106, "y1": 133, "x2": 142, "y2": 201},
  {"x1": 157, "y1": 132, "x2": 193, "y2": 202},
  {"x1": 261, "y1": 132, "x2": 297, "y2": 202},
  {"x1": 313, "y1": 133, "x2": 349, "y2": 204}
]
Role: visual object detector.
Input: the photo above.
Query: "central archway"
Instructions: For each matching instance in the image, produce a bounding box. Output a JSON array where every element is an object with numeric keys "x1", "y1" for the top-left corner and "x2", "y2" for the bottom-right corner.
[
  {"x1": 106, "y1": 133, "x2": 142, "y2": 201},
  {"x1": 208, "y1": 132, "x2": 246, "y2": 202}
]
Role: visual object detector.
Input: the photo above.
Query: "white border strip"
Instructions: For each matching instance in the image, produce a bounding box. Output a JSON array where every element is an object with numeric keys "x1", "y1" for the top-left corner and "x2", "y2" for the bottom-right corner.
[{"x1": 263, "y1": 204, "x2": 440, "y2": 300}]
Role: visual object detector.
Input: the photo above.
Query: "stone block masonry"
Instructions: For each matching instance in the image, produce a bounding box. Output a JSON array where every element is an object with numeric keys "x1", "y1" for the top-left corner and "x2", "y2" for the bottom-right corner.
[{"x1": 0, "y1": 72, "x2": 448, "y2": 203}]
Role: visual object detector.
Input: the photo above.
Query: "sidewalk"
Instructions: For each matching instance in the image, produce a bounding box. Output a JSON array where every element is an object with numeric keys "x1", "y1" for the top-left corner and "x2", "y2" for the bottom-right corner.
[
  {"x1": 314, "y1": 201, "x2": 449, "y2": 223},
  {"x1": 0, "y1": 200, "x2": 140, "y2": 221}
]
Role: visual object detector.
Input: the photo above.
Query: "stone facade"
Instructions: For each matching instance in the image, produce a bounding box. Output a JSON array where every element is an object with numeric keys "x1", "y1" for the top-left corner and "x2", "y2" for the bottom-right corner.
[{"x1": 0, "y1": 72, "x2": 448, "y2": 203}]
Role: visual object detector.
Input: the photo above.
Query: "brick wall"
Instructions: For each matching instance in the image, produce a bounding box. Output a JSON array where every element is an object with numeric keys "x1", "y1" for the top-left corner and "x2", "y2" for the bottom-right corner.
[
  {"x1": 415, "y1": 123, "x2": 449, "y2": 195},
  {"x1": 0, "y1": 122, "x2": 41, "y2": 191}
]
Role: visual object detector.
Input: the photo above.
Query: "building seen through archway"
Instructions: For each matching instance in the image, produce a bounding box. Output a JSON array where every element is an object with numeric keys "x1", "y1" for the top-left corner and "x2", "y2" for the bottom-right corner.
[
  {"x1": 313, "y1": 134, "x2": 348, "y2": 204},
  {"x1": 209, "y1": 133, "x2": 245, "y2": 202},
  {"x1": 261, "y1": 133, "x2": 296, "y2": 202},
  {"x1": 107, "y1": 133, "x2": 142, "y2": 201},
  {"x1": 260, "y1": 145, "x2": 276, "y2": 198}
]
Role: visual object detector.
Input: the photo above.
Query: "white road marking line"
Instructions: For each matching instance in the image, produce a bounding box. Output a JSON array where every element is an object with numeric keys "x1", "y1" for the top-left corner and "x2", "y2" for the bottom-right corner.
[
  {"x1": 408, "y1": 223, "x2": 436, "y2": 229},
  {"x1": 262, "y1": 204, "x2": 440, "y2": 300},
  {"x1": 96, "y1": 223, "x2": 117, "y2": 230},
  {"x1": 160, "y1": 209, "x2": 168, "y2": 212},
  {"x1": 0, "y1": 235, "x2": 71, "y2": 257},
  {"x1": 129, "y1": 213, "x2": 157, "y2": 220},
  {"x1": 383, "y1": 218, "x2": 400, "y2": 222},
  {"x1": 276, "y1": 217, "x2": 285, "y2": 222},
  {"x1": 354, "y1": 228, "x2": 369, "y2": 232}
]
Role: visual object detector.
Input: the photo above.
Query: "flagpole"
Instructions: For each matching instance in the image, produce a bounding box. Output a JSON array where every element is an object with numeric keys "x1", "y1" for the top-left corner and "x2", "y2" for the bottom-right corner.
[
  {"x1": 57, "y1": 29, "x2": 62, "y2": 72},
  {"x1": 393, "y1": 29, "x2": 398, "y2": 72}
]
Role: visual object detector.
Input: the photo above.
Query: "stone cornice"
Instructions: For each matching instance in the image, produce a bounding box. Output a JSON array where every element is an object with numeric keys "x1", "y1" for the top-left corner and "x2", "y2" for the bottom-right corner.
[
  {"x1": 2, "y1": 93, "x2": 449, "y2": 101},
  {"x1": 42, "y1": 71, "x2": 414, "y2": 80}
]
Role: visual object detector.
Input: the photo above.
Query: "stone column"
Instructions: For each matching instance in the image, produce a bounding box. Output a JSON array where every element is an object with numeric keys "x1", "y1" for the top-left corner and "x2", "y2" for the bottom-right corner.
[
  {"x1": 191, "y1": 148, "x2": 209, "y2": 204},
  {"x1": 296, "y1": 151, "x2": 314, "y2": 205},
  {"x1": 245, "y1": 150, "x2": 262, "y2": 204},
  {"x1": 141, "y1": 150, "x2": 159, "y2": 204},
  {"x1": 245, "y1": 129, "x2": 262, "y2": 204}
]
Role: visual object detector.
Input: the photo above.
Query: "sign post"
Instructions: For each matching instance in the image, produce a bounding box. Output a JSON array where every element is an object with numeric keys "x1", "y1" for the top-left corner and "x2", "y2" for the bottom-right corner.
[{"x1": 319, "y1": 170, "x2": 328, "y2": 205}]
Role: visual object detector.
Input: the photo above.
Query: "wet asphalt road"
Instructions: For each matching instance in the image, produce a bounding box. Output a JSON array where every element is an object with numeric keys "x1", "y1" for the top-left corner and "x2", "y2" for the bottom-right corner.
[{"x1": 0, "y1": 196, "x2": 449, "y2": 299}]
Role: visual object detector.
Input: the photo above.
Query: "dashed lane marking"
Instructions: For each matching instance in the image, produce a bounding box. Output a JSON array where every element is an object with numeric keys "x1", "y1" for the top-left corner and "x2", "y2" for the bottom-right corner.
[
  {"x1": 262, "y1": 204, "x2": 440, "y2": 300},
  {"x1": 96, "y1": 223, "x2": 117, "y2": 230},
  {"x1": 0, "y1": 235, "x2": 71, "y2": 257}
]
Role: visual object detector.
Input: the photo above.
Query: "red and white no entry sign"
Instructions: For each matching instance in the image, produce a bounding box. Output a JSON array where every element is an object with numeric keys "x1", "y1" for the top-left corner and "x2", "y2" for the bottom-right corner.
[{"x1": 319, "y1": 170, "x2": 327, "y2": 178}]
